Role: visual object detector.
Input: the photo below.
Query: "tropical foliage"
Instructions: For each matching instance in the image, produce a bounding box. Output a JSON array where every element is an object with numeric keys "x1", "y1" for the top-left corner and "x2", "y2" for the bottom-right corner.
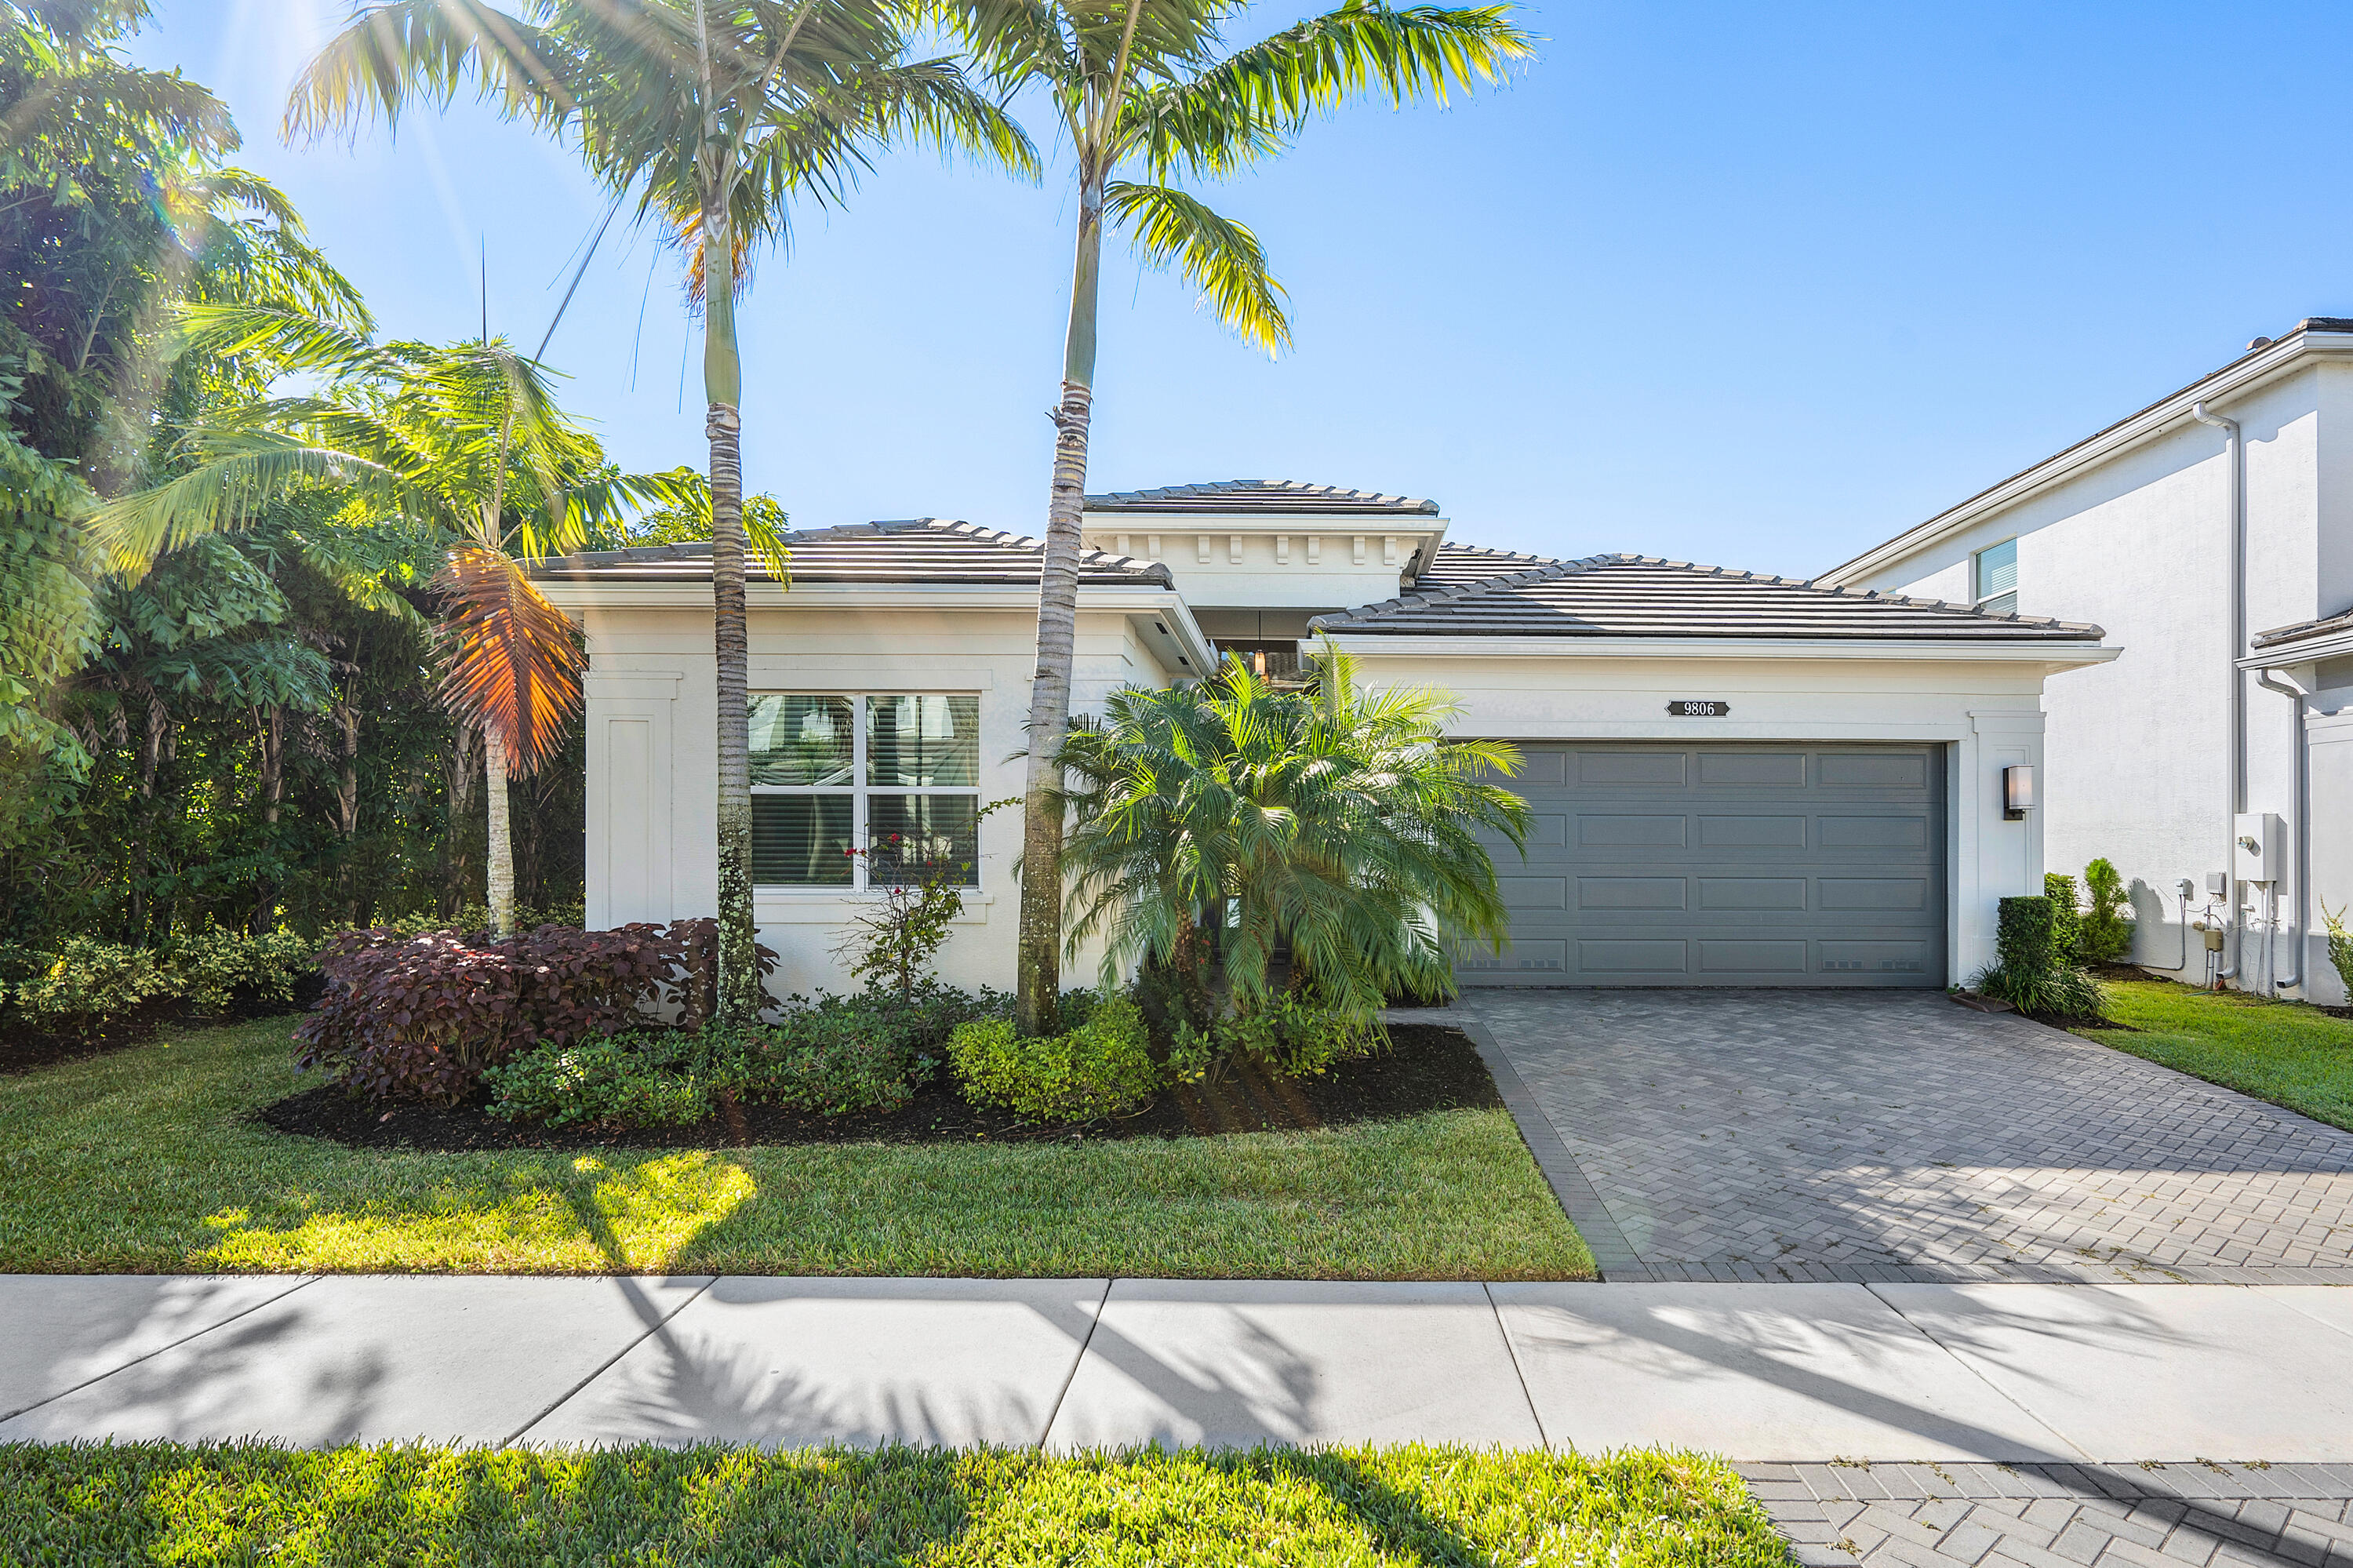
[
  {"x1": 289, "y1": 0, "x2": 1035, "y2": 1020},
  {"x1": 1059, "y1": 642, "x2": 1532, "y2": 1023},
  {"x1": 951, "y1": 0, "x2": 1535, "y2": 1033}
]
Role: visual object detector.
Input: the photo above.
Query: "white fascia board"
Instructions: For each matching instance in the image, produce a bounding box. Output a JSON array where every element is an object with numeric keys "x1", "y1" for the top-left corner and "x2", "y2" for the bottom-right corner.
[
  {"x1": 1316, "y1": 634, "x2": 2121, "y2": 668},
  {"x1": 2242, "y1": 631, "x2": 2353, "y2": 669},
  {"x1": 1133, "y1": 595, "x2": 1218, "y2": 674},
  {"x1": 538, "y1": 580, "x2": 1167, "y2": 613},
  {"x1": 1818, "y1": 330, "x2": 2353, "y2": 588}
]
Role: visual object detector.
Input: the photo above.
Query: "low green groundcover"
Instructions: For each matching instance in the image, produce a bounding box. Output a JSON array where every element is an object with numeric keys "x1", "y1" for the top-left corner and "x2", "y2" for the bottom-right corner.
[
  {"x1": 0, "y1": 1441, "x2": 1791, "y2": 1567},
  {"x1": 0, "y1": 1017, "x2": 1595, "y2": 1279},
  {"x1": 2077, "y1": 978, "x2": 2353, "y2": 1133}
]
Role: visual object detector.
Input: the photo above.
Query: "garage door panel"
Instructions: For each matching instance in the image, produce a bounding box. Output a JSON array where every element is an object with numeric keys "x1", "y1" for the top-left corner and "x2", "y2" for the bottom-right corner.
[
  {"x1": 1579, "y1": 939, "x2": 1689, "y2": 973},
  {"x1": 1697, "y1": 751, "x2": 1806, "y2": 787},
  {"x1": 1697, "y1": 877, "x2": 1808, "y2": 910},
  {"x1": 1697, "y1": 940, "x2": 1810, "y2": 974},
  {"x1": 1819, "y1": 877, "x2": 1929, "y2": 911},
  {"x1": 1577, "y1": 813, "x2": 1687, "y2": 848},
  {"x1": 1460, "y1": 743, "x2": 1945, "y2": 989},
  {"x1": 1819, "y1": 814, "x2": 1929, "y2": 848},
  {"x1": 1577, "y1": 751, "x2": 1686, "y2": 786},
  {"x1": 1698, "y1": 815, "x2": 1807, "y2": 848},
  {"x1": 1577, "y1": 876, "x2": 1686, "y2": 910}
]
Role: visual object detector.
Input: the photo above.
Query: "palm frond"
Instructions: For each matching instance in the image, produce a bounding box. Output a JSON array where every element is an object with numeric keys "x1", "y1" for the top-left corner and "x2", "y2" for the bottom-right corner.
[
  {"x1": 285, "y1": 0, "x2": 578, "y2": 142},
  {"x1": 432, "y1": 542, "x2": 585, "y2": 777},
  {"x1": 1124, "y1": 0, "x2": 1536, "y2": 179},
  {"x1": 1104, "y1": 180, "x2": 1289, "y2": 353},
  {"x1": 89, "y1": 434, "x2": 405, "y2": 578}
]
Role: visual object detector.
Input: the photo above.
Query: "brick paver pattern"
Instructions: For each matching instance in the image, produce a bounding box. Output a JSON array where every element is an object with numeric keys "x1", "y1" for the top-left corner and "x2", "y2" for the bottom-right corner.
[
  {"x1": 1459, "y1": 989, "x2": 2353, "y2": 1282},
  {"x1": 1741, "y1": 1459, "x2": 2353, "y2": 1567}
]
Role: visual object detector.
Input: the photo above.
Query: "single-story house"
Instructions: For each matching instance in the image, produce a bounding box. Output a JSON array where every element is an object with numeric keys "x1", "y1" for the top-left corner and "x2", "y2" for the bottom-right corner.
[
  {"x1": 534, "y1": 479, "x2": 2115, "y2": 999},
  {"x1": 1820, "y1": 317, "x2": 2353, "y2": 1002}
]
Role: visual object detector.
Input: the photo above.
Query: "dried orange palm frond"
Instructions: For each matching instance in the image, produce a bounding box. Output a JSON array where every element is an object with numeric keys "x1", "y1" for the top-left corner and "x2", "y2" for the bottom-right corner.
[{"x1": 434, "y1": 544, "x2": 586, "y2": 777}]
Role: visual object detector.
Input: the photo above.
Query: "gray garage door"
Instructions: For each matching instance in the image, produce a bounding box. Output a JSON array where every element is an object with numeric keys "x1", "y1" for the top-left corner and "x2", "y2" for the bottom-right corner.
[{"x1": 1459, "y1": 742, "x2": 1947, "y2": 988}]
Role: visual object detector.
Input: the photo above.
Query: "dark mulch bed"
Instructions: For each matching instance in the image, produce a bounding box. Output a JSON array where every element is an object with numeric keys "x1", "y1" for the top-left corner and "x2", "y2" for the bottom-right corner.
[
  {"x1": 1, "y1": 977, "x2": 322, "y2": 1076},
  {"x1": 256, "y1": 1022, "x2": 1501, "y2": 1153}
]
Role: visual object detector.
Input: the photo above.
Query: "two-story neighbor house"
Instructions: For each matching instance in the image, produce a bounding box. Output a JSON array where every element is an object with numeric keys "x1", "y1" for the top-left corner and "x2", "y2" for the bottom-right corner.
[
  {"x1": 1821, "y1": 317, "x2": 2353, "y2": 1003},
  {"x1": 537, "y1": 479, "x2": 2113, "y2": 1000}
]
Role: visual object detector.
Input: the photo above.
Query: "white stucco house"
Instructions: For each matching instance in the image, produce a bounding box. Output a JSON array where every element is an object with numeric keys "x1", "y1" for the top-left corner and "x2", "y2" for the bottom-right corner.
[
  {"x1": 536, "y1": 478, "x2": 2113, "y2": 1000},
  {"x1": 1821, "y1": 316, "x2": 2353, "y2": 1003}
]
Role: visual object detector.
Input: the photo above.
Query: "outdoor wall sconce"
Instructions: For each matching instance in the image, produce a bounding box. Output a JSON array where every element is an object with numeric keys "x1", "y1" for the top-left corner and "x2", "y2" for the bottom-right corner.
[{"x1": 2002, "y1": 763, "x2": 2035, "y2": 820}]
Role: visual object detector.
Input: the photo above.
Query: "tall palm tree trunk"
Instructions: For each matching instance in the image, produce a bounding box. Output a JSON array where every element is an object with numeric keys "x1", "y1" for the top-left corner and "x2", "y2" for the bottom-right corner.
[
  {"x1": 486, "y1": 732, "x2": 515, "y2": 934},
  {"x1": 1016, "y1": 175, "x2": 1107, "y2": 1037},
  {"x1": 703, "y1": 184, "x2": 761, "y2": 1022}
]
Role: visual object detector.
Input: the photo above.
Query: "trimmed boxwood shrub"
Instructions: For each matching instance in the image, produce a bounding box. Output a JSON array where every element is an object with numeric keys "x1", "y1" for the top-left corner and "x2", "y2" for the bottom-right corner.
[
  {"x1": 948, "y1": 995, "x2": 1156, "y2": 1124},
  {"x1": 1973, "y1": 895, "x2": 2104, "y2": 1018}
]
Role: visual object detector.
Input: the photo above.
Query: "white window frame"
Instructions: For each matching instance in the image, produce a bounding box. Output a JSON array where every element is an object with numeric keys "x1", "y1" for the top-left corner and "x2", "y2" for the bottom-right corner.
[
  {"x1": 1972, "y1": 537, "x2": 2019, "y2": 616},
  {"x1": 748, "y1": 692, "x2": 983, "y2": 891}
]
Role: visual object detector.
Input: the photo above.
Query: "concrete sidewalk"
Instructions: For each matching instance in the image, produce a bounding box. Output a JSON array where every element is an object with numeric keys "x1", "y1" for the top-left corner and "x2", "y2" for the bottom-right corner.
[{"x1": 5, "y1": 1275, "x2": 2352, "y2": 1464}]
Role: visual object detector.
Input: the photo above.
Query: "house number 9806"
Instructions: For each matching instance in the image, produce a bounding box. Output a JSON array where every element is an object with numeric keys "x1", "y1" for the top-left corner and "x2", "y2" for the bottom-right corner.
[{"x1": 1667, "y1": 700, "x2": 1730, "y2": 717}]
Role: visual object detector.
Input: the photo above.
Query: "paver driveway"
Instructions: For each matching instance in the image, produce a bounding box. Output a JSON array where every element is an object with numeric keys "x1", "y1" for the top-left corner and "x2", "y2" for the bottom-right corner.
[{"x1": 1435, "y1": 989, "x2": 2353, "y2": 1283}]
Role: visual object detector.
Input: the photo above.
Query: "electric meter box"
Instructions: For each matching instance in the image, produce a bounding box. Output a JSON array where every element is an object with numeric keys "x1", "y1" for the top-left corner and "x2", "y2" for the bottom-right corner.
[{"x1": 2234, "y1": 813, "x2": 2286, "y2": 885}]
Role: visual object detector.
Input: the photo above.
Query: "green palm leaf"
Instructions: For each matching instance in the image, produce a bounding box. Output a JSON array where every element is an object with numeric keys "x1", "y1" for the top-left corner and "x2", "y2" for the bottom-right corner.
[{"x1": 1104, "y1": 180, "x2": 1289, "y2": 351}]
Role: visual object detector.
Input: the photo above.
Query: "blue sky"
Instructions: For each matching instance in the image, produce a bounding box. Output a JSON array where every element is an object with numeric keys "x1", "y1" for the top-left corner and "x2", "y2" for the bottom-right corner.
[{"x1": 137, "y1": 2, "x2": 2353, "y2": 577}]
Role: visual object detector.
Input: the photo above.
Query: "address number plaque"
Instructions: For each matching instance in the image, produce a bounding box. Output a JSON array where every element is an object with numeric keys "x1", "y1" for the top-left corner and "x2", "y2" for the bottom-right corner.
[{"x1": 1666, "y1": 700, "x2": 1731, "y2": 717}]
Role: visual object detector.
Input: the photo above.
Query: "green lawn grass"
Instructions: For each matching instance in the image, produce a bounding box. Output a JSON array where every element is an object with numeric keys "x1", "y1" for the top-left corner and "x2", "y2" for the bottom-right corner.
[
  {"x1": 0, "y1": 1441, "x2": 1786, "y2": 1567},
  {"x1": 0, "y1": 1017, "x2": 1594, "y2": 1279},
  {"x1": 2077, "y1": 979, "x2": 2353, "y2": 1132}
]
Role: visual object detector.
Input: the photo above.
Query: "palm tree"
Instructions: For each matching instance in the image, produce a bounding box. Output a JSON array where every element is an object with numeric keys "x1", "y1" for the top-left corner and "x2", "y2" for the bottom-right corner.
[
  {"x1": 89, "y1": 303, "x2": 696, "y2": 934},
  {"x1": 1059, "y1": 639, "x2": 1531, "y2": 1020},
  {"x1": 947, "y1": 0, "x2": 1534, "y2": 1035},
  {"x1": 285, "y1": 0, "x2": 1035, "y2": 1018}
]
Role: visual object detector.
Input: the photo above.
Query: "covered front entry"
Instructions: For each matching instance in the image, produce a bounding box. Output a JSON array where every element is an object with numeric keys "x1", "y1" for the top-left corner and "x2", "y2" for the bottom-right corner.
[{"x1": 1460, "y1": 741, "x2": 1947, "y2": 988}]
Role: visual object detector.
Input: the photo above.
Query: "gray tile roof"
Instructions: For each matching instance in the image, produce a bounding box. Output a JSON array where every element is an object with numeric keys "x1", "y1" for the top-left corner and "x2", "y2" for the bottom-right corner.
[
  {"x1": 2253, "y1": 606, "x2": 2353, "y2": 651},
  {"x1": 1312, "y1": 554, "x2": 2107, "y2": 641},
  {"x1": 530, "y1": 518, "x2": 1172, "y2": 588},
  {"x1": 1083, "y1": 479, "x2": 1440, "y2": 516},
  {"x1": 1413, "y1": 541, "x2": 1563, "y2": 585}
]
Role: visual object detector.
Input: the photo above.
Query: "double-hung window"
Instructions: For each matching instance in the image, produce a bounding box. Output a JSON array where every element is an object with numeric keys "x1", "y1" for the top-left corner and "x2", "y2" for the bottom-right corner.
[
  {"x1": 1972, "y1": 537, "x2": 2018, "y2": 617},
  {"x1": 747, "y1": 693, "x2": 981, "y2": 887}
]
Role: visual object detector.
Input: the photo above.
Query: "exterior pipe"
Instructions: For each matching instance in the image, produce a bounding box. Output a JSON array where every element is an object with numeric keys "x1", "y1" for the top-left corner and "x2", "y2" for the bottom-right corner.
[
  {"x1": 2191, "y1": 400, "x2": 2246, "y2": 980},
  {"x1": 2257, "y1": 668, "x2": 2309, "y2": 992}
]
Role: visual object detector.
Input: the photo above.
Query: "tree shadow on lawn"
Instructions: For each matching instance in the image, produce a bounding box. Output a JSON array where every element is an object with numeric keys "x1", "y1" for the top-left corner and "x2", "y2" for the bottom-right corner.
[{"x1": 11, "y1": 1441, "x2": 1787, "y2": 1566}]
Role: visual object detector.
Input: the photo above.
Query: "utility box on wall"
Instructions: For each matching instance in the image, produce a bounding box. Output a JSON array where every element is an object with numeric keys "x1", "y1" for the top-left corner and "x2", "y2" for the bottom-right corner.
[{"x1": 2235, "y1": 812, "x2": 2286, "y2": 886}]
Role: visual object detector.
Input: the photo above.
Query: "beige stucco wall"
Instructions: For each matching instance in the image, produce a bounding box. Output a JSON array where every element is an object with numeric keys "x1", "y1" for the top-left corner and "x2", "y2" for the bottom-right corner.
[{"x1": 573, "y1": 593, "x2": 1191, "y2": 1001}]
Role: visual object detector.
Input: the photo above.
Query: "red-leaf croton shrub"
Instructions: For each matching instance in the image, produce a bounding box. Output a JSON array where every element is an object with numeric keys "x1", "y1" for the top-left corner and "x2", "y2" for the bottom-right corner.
[{"x1": 293, "y1": 921, "x2": 776, "y2": 1104}]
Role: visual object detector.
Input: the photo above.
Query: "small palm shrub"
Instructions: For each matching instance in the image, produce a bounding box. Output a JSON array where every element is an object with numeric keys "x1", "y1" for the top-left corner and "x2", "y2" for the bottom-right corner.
[
  {"x1": 1058, "y1": 640, "x2": 1531, "y2": 1026},
  {"x1": 2322, "y1": 904, "x2": 2353, "y2": 1002},
  {"x1": 948, "y1": 995, "x2": 1155, "y2": 1123},
  {"x1": 1971, "y1": 895, "x2": 2105, "y2": 1018},
  {"x1": 2079, "y1": 858, "x2": 2136, "y2": 962}
]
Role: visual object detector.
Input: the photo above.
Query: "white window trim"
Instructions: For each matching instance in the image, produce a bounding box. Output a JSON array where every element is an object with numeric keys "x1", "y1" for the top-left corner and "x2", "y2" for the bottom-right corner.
[
  {"x1": 749, "y1": 691, "x2": 983, "y2": 891},
  {"x1": 1972, "y1": 537, "x2": 2019, "y2": 614}
]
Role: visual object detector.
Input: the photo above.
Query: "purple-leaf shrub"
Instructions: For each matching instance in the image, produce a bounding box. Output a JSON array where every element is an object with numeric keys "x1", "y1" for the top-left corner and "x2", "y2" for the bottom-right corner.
[{"x1": 293, "y1": 921, "x2": 776, "y2": 1104}]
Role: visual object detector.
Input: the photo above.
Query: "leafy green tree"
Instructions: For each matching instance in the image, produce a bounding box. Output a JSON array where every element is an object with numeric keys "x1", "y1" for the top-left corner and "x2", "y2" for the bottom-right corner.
[
  {"x1": 1058, "y1": 640, "x2": 1530, "y2": 1020},
  {"x1": 90, "y1": 306, "x2": 694, "y2": 934},
  {"x1": 287, "y1": 0, "x2": 1034, "y2": 1018},
  {"x1": 947, "y1": 0, "x2": 1535, "y2": 1033}
]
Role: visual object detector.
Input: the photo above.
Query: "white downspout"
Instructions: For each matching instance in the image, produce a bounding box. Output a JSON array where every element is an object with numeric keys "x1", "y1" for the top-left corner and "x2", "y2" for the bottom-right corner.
[
  {"x1": 2191, "y1": 400, "x2": 2246, "y2": 982},
  {"x1": 2256, "y1": 668, "x2": 2308, "y2": 992}
]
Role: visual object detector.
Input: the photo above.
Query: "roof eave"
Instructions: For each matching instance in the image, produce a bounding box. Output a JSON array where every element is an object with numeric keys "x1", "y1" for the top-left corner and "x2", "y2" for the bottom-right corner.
[
  {"x1": 1309, "y1": 631, "x2": 2119, "y2": 665},
  {"x1": 1818, "y1": 326, "x2": 2353, "y2": 588}
]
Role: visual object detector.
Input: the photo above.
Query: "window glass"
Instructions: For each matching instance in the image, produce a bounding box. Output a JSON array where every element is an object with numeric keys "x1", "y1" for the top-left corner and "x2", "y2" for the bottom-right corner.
[
  {"x1": 748, "y1": 695, "x2": 854, "y2": 785},
  {"x1": 867, "y1": 694, "x2": 979, "y2": 788},
  {"x1": 1973, "y1": 538, "x2": 2017, "y2": 602},
  {"x1": 751, "y1": 795, "x2": 854, "y2": 885},
  {"x1": 867, "y1": 795, "x2": 980, "y2": 886}
]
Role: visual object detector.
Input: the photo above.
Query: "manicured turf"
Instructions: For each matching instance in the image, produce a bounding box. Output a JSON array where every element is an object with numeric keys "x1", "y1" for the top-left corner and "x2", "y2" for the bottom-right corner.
[
  {"x1": 0, "y1": 1017, "x2": 1594, "y2": 1279},
  {"x1": 0, "y1": 1441, "x2": 1787, "y2": 1567},
  {"x1": 2078, "y1": 979, "x2": 2353, "y2": 1133}
]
